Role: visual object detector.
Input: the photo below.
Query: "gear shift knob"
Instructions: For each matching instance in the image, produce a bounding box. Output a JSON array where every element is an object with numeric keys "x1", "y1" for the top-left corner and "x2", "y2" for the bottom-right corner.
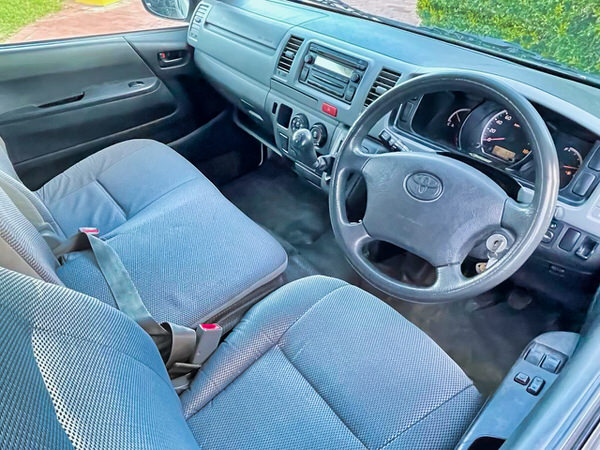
[{"x1": 290, "y1": 128, "x2": 317, "y2": 166}]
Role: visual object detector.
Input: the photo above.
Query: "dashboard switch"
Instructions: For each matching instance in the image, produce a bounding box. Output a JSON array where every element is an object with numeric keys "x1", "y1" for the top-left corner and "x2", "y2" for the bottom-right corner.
[
  {"x1": 559, "y1": 228, "x2": 581, "y2": 252},
  {"x1": 322, "y1": 103, "x2": 338, "y2": 117},
  {"x1": 576, "y1": 237, "x2": 598, "y2": 260},
  {"x1": 587, "y1": 143, "x2": 600, "y2": 171},
  {"x1": 572, "y1": 172, "x2": 596, "y2": 197},
  {"x1": 542, "y1": 230, "x2": 554, "y2": 244}
]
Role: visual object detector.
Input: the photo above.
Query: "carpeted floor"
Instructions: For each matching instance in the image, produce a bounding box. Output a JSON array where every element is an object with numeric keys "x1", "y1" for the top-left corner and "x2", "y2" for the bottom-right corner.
[{"x1": 221, "y1": 157, "x2": 574, "y2": 396}]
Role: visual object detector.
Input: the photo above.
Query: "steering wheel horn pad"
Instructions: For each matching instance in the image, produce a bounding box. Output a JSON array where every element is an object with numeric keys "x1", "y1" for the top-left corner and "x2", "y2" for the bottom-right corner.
[
  {"x1": 330, "y1": 71, "x2": 559, "y2": 303},
  {"x1": 361, "y1": 151, "x2": 507, "y2": 267}
]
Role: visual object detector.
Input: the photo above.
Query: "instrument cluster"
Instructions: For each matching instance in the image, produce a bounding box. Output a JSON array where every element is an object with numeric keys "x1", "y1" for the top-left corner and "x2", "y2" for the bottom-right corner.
[{"x1": 407, "y1": 91, "x2": 599, "y2": 190}]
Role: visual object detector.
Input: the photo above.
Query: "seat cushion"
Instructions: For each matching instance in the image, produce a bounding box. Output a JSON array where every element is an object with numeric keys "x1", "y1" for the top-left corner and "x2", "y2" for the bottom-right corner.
[
  {"x1": 39, "y1": 140, "x2": 287, "y2": 327},
  {"x1": 0, "y1": 269, "x2": 480, "y2": 449},
  {"x1": 36, "y1": 139, "x2": 203, "y2": 238},
  {"x1": 181, "y1": 276, "x2": 482, "y2": 449}
]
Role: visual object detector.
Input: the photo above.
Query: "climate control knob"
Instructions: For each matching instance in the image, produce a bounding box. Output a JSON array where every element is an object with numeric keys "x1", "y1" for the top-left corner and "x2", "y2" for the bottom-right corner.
[
  {"x1": 290, "y1": 113, "x2": 309, "y2": 132},
  {"x1": 310, "y1": 123, "x2": 328, "y2": 148}
]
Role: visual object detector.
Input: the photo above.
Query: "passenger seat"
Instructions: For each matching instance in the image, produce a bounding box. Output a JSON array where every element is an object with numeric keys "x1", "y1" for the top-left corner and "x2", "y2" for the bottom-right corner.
[{"x1": 0, "y1": 138, "x2": 287, "y2": 329}]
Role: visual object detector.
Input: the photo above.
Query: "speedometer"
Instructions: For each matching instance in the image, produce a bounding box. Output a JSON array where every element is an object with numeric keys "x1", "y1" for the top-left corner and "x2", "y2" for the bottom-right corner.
[{"x1": 479, "y1": 110, "x2": 532, "y2": 165}]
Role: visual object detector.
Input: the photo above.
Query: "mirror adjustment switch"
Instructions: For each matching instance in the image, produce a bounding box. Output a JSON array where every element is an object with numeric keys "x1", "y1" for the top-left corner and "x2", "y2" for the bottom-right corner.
[{"x1": 526, "y1": 377, "x2": 545, "y2": 396}]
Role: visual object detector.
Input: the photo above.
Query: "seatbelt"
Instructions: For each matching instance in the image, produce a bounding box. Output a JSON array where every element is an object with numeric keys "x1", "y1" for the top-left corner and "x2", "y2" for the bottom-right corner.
[{"x1": 54, "y1": 228, "x2": 205, "y2": 376}]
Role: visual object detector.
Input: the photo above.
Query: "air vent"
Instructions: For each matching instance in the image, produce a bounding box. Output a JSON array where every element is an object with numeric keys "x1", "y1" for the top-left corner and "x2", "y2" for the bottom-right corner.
[
  {"x1": 364, "y1": 69, "x2": 402, "y2": 107},
  {"x1": 194, "y1": 2, "x2": 210, "y2": 22},
  {"x1": 277, "y1": 36, "x2": 305, "y2": 74},
  {"x1": 189, "y1": 2, "x2": 210, "y2": 40}
]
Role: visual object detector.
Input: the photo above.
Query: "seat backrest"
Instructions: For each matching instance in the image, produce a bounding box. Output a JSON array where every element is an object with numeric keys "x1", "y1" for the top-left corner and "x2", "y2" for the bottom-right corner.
[
  {"x1": 0, "y1": 138, "x2": 66, "y2": 281},
  {"x1": 0, "y1": 137, "x2": 20, "y2": 182},
  {"x1": 0, "y1": 267, "x2": 199, "y2": 449},
  {"x1": 0, "y1": 188, "x2": 61, "y2": 283}
]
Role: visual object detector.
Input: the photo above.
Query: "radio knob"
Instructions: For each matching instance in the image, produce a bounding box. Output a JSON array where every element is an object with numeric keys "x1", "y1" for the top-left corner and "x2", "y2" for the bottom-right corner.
[
  {"x1": 304, "y1": 54, "x2": 315, "y2": 64},
  {"x1": 350, "y1": 72, "x2": 361, "y2": 83}
]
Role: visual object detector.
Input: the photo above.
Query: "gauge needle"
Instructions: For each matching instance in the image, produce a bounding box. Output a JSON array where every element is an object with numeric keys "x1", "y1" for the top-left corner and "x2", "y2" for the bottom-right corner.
[
  {"x1": 562, "y1": 165, "x2": 579, "y2": 170},
  {"x1": 486, "y1": 137, "x2": 506, "y2": 141}
]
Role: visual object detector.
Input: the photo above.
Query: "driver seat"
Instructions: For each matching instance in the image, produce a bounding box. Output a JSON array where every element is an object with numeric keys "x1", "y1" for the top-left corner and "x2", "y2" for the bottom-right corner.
[{"x1": 0, "y1": 269, "x2": 481, "y2": 449}]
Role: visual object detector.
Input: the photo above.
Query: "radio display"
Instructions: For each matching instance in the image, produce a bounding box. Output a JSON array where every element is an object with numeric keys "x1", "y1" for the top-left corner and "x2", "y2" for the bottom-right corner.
[{"x1": 314, "y1": 55, "x2": 354, "y2": 78}]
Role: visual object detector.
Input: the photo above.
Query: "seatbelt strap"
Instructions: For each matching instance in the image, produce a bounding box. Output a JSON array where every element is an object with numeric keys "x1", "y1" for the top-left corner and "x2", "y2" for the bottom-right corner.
[{"x1": 55, "y1": 229, "x2": 199, "y2": 374}]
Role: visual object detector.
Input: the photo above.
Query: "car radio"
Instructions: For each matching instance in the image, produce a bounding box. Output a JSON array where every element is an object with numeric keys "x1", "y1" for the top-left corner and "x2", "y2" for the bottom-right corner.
[{"x1": 299, "y1": 44, "x2": 368, "y2": 104}]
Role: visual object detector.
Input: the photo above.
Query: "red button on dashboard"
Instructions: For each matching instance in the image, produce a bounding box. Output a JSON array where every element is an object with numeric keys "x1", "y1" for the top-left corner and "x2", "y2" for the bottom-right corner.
[{"x1": 322, "y1": 103, "x2": 338, "y2": 117}]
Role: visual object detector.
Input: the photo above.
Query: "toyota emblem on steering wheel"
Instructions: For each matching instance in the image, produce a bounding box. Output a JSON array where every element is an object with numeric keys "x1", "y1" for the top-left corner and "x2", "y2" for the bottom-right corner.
[{"x1": 405, "y1": 172, "x2": 443, "y2": 201}]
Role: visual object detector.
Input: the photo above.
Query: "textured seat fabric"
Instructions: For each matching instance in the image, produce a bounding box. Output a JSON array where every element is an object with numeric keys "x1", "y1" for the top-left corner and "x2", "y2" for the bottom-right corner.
[
  {"x1": 181, "y1": 276, "x2": 482, "y2": 449},
  {"x1": 37, "y1": 140, "x2": 204, "y2": 238},
  {"x1": 0, "y1": 267, "x2": 198, "y2": 450},
  {"x1": 0, "y1": 270, "x2": 480, "y2": 449},
  {"x1": 0, "y1": 139, "x2": 287, "y2": 327}
]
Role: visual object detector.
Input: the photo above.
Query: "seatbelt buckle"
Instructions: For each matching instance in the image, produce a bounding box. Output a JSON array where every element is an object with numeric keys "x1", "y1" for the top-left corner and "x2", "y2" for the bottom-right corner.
[
  {"x1": 191, "y1": 323, "x2": 222, "y2": 366},
  {"x1": 79, "y1": 227, "x2": 99, "y2": 236}
]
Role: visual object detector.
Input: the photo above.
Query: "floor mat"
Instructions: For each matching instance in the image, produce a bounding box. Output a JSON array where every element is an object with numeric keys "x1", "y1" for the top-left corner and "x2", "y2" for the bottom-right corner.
[{"x1": 221, "y1": 159, "x2": 574, "y2": 396}]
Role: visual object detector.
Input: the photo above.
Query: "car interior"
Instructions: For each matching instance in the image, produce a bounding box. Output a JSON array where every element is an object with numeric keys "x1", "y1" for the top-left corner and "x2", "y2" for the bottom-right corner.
[{"x1": 1, "y1": 0, "x2": 600, "y2": 448}]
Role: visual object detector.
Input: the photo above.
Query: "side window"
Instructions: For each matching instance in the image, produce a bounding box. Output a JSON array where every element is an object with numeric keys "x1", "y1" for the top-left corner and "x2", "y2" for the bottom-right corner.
[{"x1": 1, "y1": 0, "x2": 186, "y2": 45}]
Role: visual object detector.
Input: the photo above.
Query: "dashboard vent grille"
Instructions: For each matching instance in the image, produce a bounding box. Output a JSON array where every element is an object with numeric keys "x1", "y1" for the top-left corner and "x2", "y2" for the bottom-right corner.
[
  {"x1": 277, "y1": 36, "x2": 304, "y2": 74},
  {"x1": 194, "y1": 2, "x2": 210, "y2": 22},
  {"x1": 365, "y1": 69, "x2": 402, "y2": 106},
  {"x1": 189, "y1": 1, "x2": 210, "y2": 40}
]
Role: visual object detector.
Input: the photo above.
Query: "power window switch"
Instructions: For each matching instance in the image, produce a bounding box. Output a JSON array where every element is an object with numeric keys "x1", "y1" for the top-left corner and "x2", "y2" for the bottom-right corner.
[
  {"x1": 526, "y1": 377, "x2": 545, "y2": 396},
  {"x1": 514, "y1": 372, "x2": 530, "y2": 385},
  {"x1": 525, "y1": 347, "x2": 545, "y2": 366},
  {"x1": 541, "y1": 354, "x2": 562, "y2": 373}
]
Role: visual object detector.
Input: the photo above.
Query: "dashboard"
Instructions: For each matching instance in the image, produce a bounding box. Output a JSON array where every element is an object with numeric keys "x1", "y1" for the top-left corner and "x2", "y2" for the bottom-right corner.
[
  {"x1": 404, "y1": 91, "x2": 600, "y2": 197},
  {"x1": 187, "y1": 0, "x2": 600, "y2": 305}
]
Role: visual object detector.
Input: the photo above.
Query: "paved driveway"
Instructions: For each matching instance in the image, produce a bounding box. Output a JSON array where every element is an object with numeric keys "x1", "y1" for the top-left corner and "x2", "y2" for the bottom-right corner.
[
  {"x1": 334, "y1": 0, "x2": 420, "y2": 25},
  {"x1": 7, "y1": 0, "x2": 177, "y2": 44}
]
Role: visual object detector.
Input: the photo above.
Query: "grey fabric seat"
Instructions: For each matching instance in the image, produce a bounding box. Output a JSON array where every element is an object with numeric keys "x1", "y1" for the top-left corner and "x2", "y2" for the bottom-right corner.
[
  {"x1": 0, "y1": 270, "x2": 481, "y2": 449},
  {"x1": 0, "y1": 139, "x2": 287, "y2": 327}
]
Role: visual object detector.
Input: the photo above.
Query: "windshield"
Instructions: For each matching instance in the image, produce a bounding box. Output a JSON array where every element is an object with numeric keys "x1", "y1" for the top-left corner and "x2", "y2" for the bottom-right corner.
[{"x1": 296, "y1": 0, "x2": 600, "y2": 86}]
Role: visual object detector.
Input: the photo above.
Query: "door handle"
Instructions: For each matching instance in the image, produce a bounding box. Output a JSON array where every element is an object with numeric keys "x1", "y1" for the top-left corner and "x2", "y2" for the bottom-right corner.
[{"x1": 157, "y1": 50, "x2": 188, "y2": 68}]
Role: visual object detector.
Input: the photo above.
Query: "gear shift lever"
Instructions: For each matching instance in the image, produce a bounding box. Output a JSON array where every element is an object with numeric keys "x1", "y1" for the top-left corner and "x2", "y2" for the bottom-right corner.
[{"x1": 290, "y1": 128, "x2": 317, "y2": 166}]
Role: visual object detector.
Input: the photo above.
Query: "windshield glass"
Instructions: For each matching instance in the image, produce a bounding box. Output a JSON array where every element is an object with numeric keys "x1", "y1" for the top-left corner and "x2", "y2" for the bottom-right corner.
[{"x1": 297, "y1": 0, "x2": 600, "y2": 85}]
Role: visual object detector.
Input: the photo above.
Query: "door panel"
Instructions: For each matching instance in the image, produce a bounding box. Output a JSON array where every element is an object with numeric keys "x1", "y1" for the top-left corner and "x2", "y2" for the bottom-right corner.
[{"x1": 0, "y1": 28, "x2": 226, "y2": 189}]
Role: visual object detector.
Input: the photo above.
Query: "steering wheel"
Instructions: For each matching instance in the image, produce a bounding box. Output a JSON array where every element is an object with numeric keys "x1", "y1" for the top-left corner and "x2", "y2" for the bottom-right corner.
[{"x1": 330, "y1": 71, "x2": 559, "y2": 303}]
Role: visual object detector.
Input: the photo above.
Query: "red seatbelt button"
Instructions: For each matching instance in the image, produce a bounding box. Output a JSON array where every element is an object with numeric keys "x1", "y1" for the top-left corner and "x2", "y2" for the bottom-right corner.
[
  {"x1": 79, "y1": 227, "x2": 99, "y2": 235},
  {"x1": 322, "y1": 103, "x2": 338, "y2": 117}
]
